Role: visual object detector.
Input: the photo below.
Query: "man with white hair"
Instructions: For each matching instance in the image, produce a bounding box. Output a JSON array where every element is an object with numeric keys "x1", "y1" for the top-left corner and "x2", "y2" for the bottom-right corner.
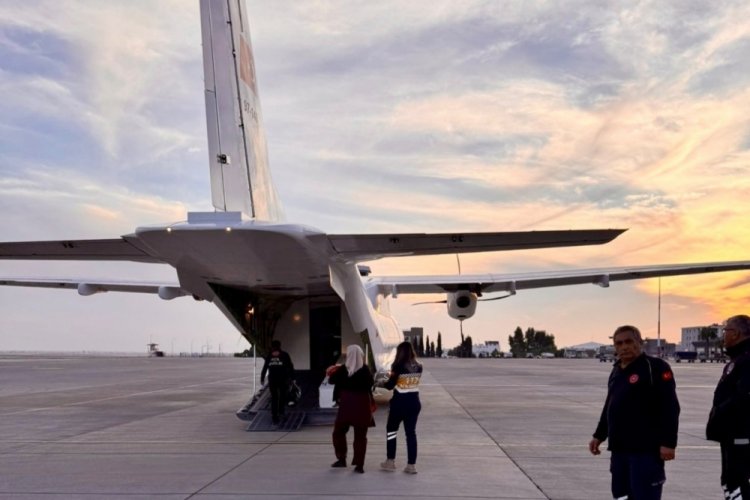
[{"x1": 589, "y1": 325, "x2": 680, "y2": 500}]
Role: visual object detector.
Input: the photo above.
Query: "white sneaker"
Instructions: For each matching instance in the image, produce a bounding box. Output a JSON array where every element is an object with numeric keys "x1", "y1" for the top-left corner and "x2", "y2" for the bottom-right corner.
[
  {"x1": 403, "y1": 464, "x2": 417, "y2": 474},
  {"x1": 380, "y1": 459, "x2": 396, "y2": 471}
]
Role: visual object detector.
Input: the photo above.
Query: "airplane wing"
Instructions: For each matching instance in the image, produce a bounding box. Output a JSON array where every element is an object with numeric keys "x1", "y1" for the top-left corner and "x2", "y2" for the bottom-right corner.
[
  {"x1": 0, "y1": 278, "x2": 186, "y2": 299},
  {"x1": 329, "y1": 228, "x2": 626, "y2": 262},
  {"x1": 0, "y1": 238, "x2": 161, "y2": 263},
  {"x1": 370, "y1": 260, "x2": 750, "y2": 295}
]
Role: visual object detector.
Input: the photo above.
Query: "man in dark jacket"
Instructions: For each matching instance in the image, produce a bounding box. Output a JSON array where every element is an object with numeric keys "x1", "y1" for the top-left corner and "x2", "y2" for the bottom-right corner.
[
  {"x1": 707, "y1": 314, "x2": 750, "y2": 499},
  {"x1": 589, "y1": 325, "x2": 680, "y2": 500},
  {"x1": 260, "y1": 340, "x2": 294, "y2": 424}
]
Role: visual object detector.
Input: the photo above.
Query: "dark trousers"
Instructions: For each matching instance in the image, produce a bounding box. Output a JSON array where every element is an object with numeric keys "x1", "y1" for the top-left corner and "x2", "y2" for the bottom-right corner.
[
  {"x1": 269, "y1": 382, "x2": 287, "y2": 421},
  {"x1": 610, "y1": 451, "x2": 665, "y2": 500},
  {"x1": 721, "y1": 442, "x2": 750, "y2": 499},
  {"x1": 386, "y1": 393, "x2": 421, "y2": 464},
  {"x1": 332, "y1": 421, "x2": 368, "y2": 467}
]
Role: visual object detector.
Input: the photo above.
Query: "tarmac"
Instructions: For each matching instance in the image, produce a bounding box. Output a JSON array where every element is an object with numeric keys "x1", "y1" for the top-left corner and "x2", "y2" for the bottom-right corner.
[{"x1": 0, "y1": 355, "x2": 728, "y2": 499}]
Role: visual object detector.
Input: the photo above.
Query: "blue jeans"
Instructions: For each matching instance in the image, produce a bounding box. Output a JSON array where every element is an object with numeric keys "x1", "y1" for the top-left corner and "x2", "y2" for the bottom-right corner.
[{"x1": 610, "y1": 451, "x2": 665, "y2": 500}]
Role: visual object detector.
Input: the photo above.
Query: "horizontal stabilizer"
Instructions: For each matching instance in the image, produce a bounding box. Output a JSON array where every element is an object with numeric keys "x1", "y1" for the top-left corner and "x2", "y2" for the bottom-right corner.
[
  {"x1": 0, "y1": 238, "x2": 160, "y2": 263},
  {"x1": 329, "y1": 229, "x2": 626, "y2": 262},
  {"x1": 371, "y1": 260, "x2": 750, "y2": 295}
]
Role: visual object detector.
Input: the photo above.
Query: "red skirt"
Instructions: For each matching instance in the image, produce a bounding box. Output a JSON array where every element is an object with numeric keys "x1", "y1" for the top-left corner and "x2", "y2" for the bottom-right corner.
[{"x1": 335, "y1": 390, "x2": 373, "y2": 427}]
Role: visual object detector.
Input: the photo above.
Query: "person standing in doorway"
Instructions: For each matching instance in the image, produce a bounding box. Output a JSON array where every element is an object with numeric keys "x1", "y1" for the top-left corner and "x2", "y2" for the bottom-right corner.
[
  {"x1": 706, "y1": 315, "x2": 750, "y2": 499},
  {"x1": 260, "y1": 340, "x2": 294, "y2": 425},
  {"x1": 379, "y1": 341, "x2": 423, "y2": 474},
  {"x1": 589, "y1": 325, "x2": 680, "y2": 500}
]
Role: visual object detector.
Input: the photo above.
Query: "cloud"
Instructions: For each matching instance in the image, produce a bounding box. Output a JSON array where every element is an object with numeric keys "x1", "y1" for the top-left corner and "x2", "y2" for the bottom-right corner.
[
  {"x1": 0, "y1": 168, "x2": 188, "y2": 240},
  {"x1": 2, "y1": 1, "x2": 750, "y2": 352}
]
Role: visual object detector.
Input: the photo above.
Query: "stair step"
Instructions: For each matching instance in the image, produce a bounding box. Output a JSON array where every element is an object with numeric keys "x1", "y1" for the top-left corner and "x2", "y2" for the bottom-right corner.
[{"x1": 245, "y1": 410, "x2": 306, "y2": 432}]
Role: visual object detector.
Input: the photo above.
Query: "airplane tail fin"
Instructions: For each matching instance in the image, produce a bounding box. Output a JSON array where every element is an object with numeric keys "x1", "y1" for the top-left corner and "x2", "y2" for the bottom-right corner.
[{"x1": 200, "y1": 0, "x2": 283, "y2": 221}]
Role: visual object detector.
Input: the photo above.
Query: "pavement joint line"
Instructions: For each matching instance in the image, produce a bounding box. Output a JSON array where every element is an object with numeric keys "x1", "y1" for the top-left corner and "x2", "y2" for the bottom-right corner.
[
  {"x1": 183, "y1": 439, "x2": 280, "y2": 500},
  {"x1": 0, "y1": 495, "x2": 543, "y2": 499},
  {"x1": 1, "y1": 442, "x2": 329, "y2": 448},
  {"x1": 433, "y1": 383, "x2": 554, "y2": 387},
  {"x1": 435, "y1": 377, "x2": 551, "y2": 500},
  {"x1": 2, "y1": 440, "x2": 718, "y2": 448},
  {"x1": 0, "y1": 494, "x2": 181, "y2": 497},
  {"x1": 0, "y1": 376, "x2": 252, "y2": 416}
]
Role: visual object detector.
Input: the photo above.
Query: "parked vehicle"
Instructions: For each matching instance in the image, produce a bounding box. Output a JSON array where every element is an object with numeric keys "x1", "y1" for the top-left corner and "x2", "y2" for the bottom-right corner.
[{"x1": 674, "y1": 351, "x2": 697, "y2": 363}]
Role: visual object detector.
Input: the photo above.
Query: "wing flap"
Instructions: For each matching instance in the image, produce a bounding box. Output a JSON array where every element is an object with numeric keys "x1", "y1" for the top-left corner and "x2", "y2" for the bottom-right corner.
[
  {"x1": 0, "y1": 238, "x2": 160, "y2": 263},
  {"x1": 329, "y1": 229, "x2": 626, "y2": 262},
  {"x1": 371, "y1": 260, "x2": 750, "y2": 294}
]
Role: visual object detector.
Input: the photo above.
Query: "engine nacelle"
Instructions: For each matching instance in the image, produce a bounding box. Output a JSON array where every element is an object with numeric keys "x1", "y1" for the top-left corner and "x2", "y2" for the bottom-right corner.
[{"x1": 447, "y1": 290, "x2": 477, "y2": 320}]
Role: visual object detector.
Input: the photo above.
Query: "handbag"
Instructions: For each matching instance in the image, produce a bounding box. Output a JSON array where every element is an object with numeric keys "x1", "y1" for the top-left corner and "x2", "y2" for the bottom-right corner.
[
  {"x1": 287, "y1": 380, "x2": 301, "y2": 407},
  {"x1": 369, "y1": 394, "x2": 377, "y2": 427}
]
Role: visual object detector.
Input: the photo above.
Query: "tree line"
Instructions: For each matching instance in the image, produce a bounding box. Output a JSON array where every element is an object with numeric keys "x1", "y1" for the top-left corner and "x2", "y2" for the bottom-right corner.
[
  {"x1": 411, "y1": 332, "x2": 443, "y2": 358},
  {"x1": 447, "y1": 332, "x2": 475, "y2": 357},
  {"x1": 440, "y1": 326, "x2": 558, "y2": 358},
  {"x1": 507, "y1": 326, "x2": 558, "y2": 358}
]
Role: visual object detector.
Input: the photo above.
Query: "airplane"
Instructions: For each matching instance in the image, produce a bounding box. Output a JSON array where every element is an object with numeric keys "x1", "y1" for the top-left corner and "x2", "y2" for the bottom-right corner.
[{"x1": 2, "y1": 0, "x2": 750, "y2": 424}]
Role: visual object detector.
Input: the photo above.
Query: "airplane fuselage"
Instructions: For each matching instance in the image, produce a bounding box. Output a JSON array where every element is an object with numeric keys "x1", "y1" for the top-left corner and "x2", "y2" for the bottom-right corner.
[{"x1": 128, "y1": 211, "x2": 400, "y2": 374}]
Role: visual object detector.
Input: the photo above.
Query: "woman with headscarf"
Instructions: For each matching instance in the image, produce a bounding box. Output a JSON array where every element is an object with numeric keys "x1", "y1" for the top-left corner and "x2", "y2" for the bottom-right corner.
[
  {"x1": 328, "y1": 344, "x2": 375, "y2": 473},
  {"x1": 379, "y1": 341, "x2": 423, "y2": 474}
]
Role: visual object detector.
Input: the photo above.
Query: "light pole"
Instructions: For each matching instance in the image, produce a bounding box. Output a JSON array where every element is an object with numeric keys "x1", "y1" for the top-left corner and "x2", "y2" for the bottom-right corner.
[{"x1": 657, "y1": 277, "x2": 662, "y2": 357}]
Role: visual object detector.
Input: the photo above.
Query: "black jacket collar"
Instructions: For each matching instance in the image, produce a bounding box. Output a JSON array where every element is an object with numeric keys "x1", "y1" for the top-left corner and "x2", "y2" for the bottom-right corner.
[
  {"x1": 727, "y1": 338, "x2": 750, "y2": 360},
  {"x1": 616, "y1": 352, "x2": 647, "y2": 371}
]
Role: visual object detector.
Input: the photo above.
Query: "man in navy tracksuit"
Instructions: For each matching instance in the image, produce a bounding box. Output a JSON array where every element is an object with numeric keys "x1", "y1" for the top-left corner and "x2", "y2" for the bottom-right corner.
[
  {"x1": 260, "y1": 340, "x2": 294, "y2": 425},
  {"x1": 706, "y1": 314, "x2": 750, "y2": 499},
  {"x1": 589, "y1": 325, "x2": 680, "y2": 500}
]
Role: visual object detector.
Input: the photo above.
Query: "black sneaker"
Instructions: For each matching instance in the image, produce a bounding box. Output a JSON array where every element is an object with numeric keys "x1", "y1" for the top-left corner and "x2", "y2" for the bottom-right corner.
[
  {"x1": 354, "y1": 465, "x2": 364, "y2": 473},
  {"x1": 331, "y1": 459, "x2": 347, "y2": 468}
]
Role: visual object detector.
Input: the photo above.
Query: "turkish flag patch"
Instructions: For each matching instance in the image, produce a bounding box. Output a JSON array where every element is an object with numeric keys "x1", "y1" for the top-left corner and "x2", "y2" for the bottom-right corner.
[
  {"x1": 662, "y1": 370, "x2": 673, "y2": 381},
  {"x1": 629, "y1": 374, "x2": 639, "y2": 384}
]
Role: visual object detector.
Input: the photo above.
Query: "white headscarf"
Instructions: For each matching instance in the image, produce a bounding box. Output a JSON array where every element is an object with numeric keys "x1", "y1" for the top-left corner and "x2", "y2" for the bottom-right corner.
[{"x1": 345, "y1": 344, "x2": 364, "y2": 377}]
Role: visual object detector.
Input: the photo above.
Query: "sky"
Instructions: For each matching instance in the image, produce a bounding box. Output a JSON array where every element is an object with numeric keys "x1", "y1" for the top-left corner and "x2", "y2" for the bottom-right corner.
[{"x1": 1, "y1": 0, "x2": 750, "y2": 354}]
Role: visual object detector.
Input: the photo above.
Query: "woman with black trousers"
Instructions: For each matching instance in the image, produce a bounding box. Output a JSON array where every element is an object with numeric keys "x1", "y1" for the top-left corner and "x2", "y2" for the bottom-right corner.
[{"x1": 379, "y1": 341, "x2": 423, "y2": 474}]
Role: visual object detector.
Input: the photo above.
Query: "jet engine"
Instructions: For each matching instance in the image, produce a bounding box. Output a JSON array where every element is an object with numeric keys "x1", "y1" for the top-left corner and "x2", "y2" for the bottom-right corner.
[{"x1": 447, "y1": 290, "x2": 477, "y2": 320}]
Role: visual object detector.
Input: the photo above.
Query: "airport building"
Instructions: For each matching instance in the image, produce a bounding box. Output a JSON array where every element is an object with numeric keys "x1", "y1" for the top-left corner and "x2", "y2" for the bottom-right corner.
[
  {"x1": 680, "y1": 324, "x2": 722, "y2": 351},
  {"x1": 562, "y1": 341, "x2": 605, "y2": 358},
  {"x1": 472, "y1": 340, "x2": 501, "y2": 357},
  {"x1": 643, "y1": 338, "x2": 676, "y2": 357},
  {"x1": 403, "y1": 327, "x2": 424, "y2": 344}
]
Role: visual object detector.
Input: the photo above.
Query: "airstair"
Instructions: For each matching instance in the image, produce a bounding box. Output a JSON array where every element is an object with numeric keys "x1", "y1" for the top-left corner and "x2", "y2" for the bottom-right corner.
[{"x1": 236, "y1": 370, "x2": 337, "y2": 431}]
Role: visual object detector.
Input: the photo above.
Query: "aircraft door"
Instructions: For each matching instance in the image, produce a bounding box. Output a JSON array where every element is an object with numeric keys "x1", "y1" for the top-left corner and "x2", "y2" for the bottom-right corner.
[{"x1": 309, "y1": 305, "x2": 342, "y2": 378}]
